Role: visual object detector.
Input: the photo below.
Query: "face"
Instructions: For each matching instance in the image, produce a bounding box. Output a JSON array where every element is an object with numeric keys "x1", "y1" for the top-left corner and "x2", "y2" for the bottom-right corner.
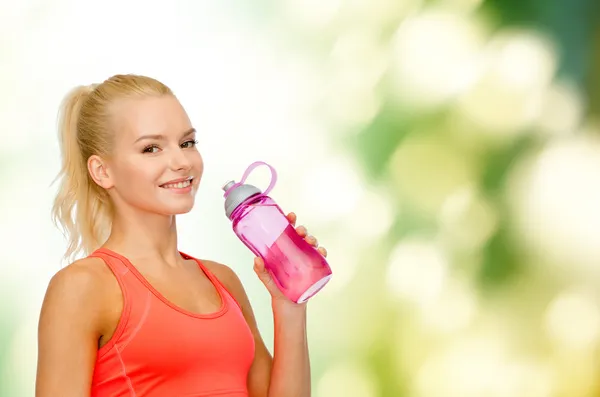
[{"x1": 89, "y1": 95, "x2": 203, "y2": 216}]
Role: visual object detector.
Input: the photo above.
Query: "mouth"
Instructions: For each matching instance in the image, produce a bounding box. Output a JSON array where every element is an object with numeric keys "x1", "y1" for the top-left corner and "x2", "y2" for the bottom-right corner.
[{"x1": 160, "y1": 176, "x2": 193, "y2": 189}]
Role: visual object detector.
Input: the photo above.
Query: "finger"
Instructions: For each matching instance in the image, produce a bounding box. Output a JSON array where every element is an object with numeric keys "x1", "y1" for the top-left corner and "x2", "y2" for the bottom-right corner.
[
  {"x1": 296, "y1": 225, "x2": 307, "y2": 237},
  {"x1": 253, "y1": 257, "x2": 271, "y2": 282},
  {"x1": 286, "y1": 212, "x2": 297, "y2": 226},
  {"x1": 253, "y1": 257, "x2": 266, "y2": 273},
  {"x1": 305, "y1": 235, "x2": 318, "y2": 247},
  {"x1": 318, "y1": 246, "x2": 328, "y2": 257},
  {"x1": 254, "y1": 257, "x2": 284, "y2": 298}
]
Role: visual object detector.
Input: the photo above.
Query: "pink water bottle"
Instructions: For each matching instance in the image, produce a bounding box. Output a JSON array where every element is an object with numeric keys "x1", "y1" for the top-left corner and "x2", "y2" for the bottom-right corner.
[{"x1": 222, "y1": 161, "x2": 332, "y2": 303}]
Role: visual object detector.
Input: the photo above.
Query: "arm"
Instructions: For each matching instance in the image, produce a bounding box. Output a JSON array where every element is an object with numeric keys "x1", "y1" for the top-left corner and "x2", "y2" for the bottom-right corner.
[
  {"x1": 207, "y1": 262, "x2": 310, "y2": 397},
  {"x1": 208, "y1": 211, "x2": 323, "y2": 397},
  {"x1": 36, "y1": 258, "x2": 112, "y2": 397},
  {"x1": 268, "y1": 300, "x2": 310, "y2": 397}
]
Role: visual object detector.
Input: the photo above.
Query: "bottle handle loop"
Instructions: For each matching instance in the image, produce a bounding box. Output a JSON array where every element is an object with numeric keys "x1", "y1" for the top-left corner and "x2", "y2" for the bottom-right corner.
[{"x1": 223, "y1": 161, "x2": 278, "y2": 197}]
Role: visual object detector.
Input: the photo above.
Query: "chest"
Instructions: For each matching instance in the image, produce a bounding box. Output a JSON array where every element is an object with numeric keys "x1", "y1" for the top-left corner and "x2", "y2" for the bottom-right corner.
[
  {"x1": 140, "y1": 260, "x2": 223, "y2": 315},
  {"x1": 93, "y1": 291, "x2": 256, "y2": 396},
  {"x1": 118, "y1": 295, "x2": 256, "y2": 381}
]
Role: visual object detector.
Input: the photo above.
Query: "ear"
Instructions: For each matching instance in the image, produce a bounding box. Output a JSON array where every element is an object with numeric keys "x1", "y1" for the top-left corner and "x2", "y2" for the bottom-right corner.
[{"x1": 88, "y1": 154, "x2": 114, "y2": 189}]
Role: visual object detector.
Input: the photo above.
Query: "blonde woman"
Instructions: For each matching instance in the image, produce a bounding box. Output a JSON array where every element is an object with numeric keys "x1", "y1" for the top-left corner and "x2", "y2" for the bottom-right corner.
[{"x1": 36, "y1": 74, "x2": 326, "y2": 397}]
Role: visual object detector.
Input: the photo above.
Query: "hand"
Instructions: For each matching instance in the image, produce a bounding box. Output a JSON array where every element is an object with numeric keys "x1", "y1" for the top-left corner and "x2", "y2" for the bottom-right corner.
[{"x1": 253, "y1": 212, "x2": 328, "y2": 303}]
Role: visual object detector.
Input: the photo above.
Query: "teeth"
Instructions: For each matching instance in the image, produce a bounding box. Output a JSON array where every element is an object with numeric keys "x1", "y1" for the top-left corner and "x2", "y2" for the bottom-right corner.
[{"x1": 163, "y1": 179, "x2": 191, "y2": 189}]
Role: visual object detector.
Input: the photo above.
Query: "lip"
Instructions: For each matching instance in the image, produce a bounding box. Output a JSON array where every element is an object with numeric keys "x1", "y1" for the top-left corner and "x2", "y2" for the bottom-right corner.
[{"x1": 160, "y1": 176, "x2": 193, "y2": 187}]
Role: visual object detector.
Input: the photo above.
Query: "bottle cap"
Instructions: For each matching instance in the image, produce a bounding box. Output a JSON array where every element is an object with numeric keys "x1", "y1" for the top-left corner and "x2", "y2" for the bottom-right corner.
[
  {"x1": 222, "y1": 161, "x2": 278, "y2": 219},
  {"x1": 222, "y1": 181, "x2": 261, "y2": 219}
]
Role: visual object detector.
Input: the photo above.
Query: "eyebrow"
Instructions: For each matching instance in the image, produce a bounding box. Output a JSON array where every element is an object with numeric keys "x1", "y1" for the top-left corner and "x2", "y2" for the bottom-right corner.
[{"x1": 134, "y1": 128, "x2": 196, "y2": 143}]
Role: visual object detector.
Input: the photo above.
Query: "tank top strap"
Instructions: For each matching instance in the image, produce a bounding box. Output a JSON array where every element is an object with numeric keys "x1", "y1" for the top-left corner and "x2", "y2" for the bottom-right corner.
[
  {"x1": 89, "y1": 248, "x2": 130, "y2": 279},
  {"x1": 179, "y1": 251, "x2": 244, "y2": 312},
  {"x1": 88, "y1": 248, "x2": 153, "y2": 358},
  {"x1": 89, "y1": 248, "x2": 152, "y2": 298}
]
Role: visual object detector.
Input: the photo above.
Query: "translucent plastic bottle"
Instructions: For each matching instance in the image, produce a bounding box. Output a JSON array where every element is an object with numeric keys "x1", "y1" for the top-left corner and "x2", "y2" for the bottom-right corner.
[{"x1": 222, "y1": 161, "x2": 332, "y2": 303}]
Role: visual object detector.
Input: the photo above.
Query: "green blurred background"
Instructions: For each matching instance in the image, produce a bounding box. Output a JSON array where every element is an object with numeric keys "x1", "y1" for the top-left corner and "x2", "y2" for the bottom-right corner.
[{"x1": 2, "y1": 0, "x2": 600, "y2": 396}]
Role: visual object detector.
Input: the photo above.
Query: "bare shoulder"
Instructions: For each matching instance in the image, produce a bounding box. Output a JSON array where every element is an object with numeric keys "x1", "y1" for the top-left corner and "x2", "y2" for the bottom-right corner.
[
  {"x1": 41, "y1": 256, "x2": 117, "y2": 329},
  {"x1": 46, "y1": 257, "x2": 113, "y2": 299}
]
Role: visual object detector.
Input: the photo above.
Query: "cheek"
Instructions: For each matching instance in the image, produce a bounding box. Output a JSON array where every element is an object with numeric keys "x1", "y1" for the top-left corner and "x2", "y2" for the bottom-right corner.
[
  {"x1": 114, "y1": 159, "x2": 162, "y2": 188},
  {"x1": 191, "y1": 151, "x2": 204, "y2": 174}
]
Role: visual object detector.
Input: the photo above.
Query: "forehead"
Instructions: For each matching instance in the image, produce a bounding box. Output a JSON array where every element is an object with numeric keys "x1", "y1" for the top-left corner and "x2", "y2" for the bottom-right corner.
[{"x1": 111, "y1": 95, "x2": 191, "y2": 142}]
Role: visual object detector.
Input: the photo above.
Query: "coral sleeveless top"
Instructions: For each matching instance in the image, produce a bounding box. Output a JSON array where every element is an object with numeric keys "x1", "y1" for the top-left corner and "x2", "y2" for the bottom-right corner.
[{"x1": 88, "y1": 248, "x2": 256, "y2": 397}]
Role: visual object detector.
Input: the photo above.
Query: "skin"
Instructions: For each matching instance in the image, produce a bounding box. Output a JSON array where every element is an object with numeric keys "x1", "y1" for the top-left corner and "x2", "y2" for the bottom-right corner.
[{"x1": 36, "y1": 94, "x2": 327, "y2": 397}]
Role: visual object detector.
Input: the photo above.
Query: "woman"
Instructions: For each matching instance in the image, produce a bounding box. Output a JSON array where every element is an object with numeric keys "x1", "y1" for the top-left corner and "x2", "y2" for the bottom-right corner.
[{"x1": 36, "y1": 74, "x2": 326, "y2": 397}]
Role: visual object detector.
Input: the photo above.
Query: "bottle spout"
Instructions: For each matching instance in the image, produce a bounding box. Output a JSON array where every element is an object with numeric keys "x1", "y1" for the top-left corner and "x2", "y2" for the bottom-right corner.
[{"x1": 222, "y1": 180, "x2": 237, "y2": 192}]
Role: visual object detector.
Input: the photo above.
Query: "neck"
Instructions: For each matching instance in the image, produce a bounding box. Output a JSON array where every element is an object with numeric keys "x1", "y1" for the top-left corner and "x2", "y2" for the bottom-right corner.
[{"x1": 104, "y1": 206, "x2": 181, "y2": 266}]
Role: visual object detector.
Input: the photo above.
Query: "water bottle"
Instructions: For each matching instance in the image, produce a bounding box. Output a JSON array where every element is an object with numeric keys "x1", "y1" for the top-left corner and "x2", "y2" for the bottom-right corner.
[{"x1": 222, "y1": 161, "x2": 332, "y2": 303}]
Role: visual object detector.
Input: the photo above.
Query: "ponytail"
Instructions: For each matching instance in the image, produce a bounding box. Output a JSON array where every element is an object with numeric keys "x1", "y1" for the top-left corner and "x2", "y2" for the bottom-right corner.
[{"x1": 51, "y1": 85, "x2": 112, "y2": 263}]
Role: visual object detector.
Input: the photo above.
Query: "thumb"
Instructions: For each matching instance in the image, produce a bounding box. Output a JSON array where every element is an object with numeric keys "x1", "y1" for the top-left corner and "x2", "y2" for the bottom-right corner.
[{"x1": 253, "y1": 257, "x2": 280, "y2": 296}]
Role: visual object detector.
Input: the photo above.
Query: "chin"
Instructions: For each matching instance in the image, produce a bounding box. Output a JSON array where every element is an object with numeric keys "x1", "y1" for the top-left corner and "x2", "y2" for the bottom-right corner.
[
  {"x1": 161, "y1": 199, "x2": 196, "y2": 215},
  {"x1": 172, "y1": 205, "x2": 194, "y2": 215},
  {"x1": 144, "y1": 191, "x2": 198, "y2": 216},
  {"x1": 153, "y1": 206, "x2": 194, "y2": 217}
]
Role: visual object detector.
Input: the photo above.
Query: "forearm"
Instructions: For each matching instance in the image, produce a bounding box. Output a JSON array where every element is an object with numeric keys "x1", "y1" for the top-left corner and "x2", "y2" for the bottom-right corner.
[{"x1": 268, "y1": 301, "x2": 311, "y2": 397}]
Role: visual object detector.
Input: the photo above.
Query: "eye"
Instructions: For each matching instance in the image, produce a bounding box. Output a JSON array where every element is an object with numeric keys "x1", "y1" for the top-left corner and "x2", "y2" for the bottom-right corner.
[
  {"x1": 143, "y1": 145, "x2": 160, "y2": 154},
  {"x1": 181, "y1": 139, "x2": 198, "y2": 149}
]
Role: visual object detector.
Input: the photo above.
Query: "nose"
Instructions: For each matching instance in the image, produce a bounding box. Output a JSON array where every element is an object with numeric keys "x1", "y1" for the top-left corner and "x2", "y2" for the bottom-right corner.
[{"x1": 170, "y1": 147, "x2": 192, "y2": 171}]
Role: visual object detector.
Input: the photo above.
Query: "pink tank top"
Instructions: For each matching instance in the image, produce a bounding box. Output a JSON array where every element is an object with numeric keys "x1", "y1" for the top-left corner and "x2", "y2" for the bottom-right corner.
[{"x1": 88, "y1": 248, "x2": 256, "y2": 397}]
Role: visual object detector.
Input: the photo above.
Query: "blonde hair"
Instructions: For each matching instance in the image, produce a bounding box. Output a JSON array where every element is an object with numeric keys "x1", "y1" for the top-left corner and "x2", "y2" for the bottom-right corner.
[{"x1": 52, "y1": 74, "x2": 173, "y2": 262}]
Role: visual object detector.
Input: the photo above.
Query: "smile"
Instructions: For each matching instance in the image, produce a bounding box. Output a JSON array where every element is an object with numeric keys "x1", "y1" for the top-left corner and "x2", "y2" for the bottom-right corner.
[{"x1": 160, "y1": 177, "x2": 193, "y2": 189}]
